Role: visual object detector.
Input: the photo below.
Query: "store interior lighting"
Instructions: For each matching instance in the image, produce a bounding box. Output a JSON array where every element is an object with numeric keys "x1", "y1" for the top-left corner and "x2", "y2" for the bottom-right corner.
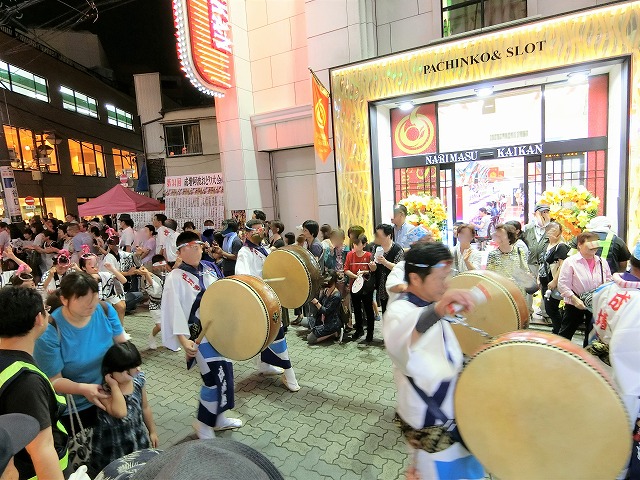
[
  {"x1": 475, "y1": 86, "x2": 494, "y2": 98},
  {"x1": 398, "y1": 101, "x2": 414, "y2": 111},
  {"x1": 567, "y1": 71, "x2": 590, "y2": 85}
]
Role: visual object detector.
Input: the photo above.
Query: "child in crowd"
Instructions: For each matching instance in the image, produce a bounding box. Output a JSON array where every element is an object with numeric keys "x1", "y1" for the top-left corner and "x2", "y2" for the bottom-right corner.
[
  {"x1": 10, "y1": 265, "x2": 36, "y2": 289},
  {"x1": 89, "y1": 341, "x2": 158, "y2": 476},
  {"x1": 39, "y1": 250, "x2": 76, "y2": 295},
  {"x1": 140, "y1": 255, "x2": 172, "y2": 350},
  {"x1": 1, "y1": 246, "x2": 32, "y2": 287}
]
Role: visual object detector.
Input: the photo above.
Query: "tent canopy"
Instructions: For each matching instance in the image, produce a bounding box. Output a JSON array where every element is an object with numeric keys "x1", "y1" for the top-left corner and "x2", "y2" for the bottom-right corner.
[{"x1": 78, "y1": 184, "x2": 164, "y2": 217}]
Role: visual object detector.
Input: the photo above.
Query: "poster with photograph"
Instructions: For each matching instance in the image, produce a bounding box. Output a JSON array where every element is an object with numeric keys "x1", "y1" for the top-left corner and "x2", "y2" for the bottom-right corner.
[{"x1": 231, "y1": 209, "x2": 246, "y2": 231}]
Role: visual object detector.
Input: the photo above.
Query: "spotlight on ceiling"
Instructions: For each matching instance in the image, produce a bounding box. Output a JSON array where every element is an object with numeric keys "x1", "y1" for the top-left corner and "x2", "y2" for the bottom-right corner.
[
  {"x1": 398, "y1": 102, "x2": 414, "y2": 112},
  {"x1": 475, "y1": 86, "x2": 494, "y2": 98}
]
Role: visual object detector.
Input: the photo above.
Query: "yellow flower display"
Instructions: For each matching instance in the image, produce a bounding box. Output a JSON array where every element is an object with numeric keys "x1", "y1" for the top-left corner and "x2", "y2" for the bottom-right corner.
[
  {"x1": 539, "y1": 185, "x2": 600, "y2": 241},
  {"x1": 398, "y1": 194, "x2": 447, "y2": 241}
]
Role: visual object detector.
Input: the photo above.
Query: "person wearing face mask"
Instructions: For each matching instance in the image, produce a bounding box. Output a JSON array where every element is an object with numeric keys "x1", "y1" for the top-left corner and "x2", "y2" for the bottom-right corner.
[
  {"x1": 235, "y1": 220, "x2": 301, "y2": 392},
  {"x1": 213, "y1": 219, "x2": 243, "y2": 277}
]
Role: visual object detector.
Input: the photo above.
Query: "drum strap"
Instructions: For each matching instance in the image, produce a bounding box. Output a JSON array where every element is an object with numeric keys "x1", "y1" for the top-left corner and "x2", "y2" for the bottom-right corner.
[{"x1": 405, "y1": 375, "x2": 463, "y2": 444}]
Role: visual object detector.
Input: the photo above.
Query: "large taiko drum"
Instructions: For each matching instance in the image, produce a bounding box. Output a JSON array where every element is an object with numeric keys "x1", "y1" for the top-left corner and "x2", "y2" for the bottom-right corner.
[
  {"x1": 263, "y1": 245, "x2": 322, "y2": 308},
  {"x1": 199, "y1": 275, "x2": 282, "y2": 361},
  {"x1": 454, "y1": 331, "x2": 631, "y2": 480},
  {"x1": 448, "y1": 270, "x2": 529, "y2": 356}
]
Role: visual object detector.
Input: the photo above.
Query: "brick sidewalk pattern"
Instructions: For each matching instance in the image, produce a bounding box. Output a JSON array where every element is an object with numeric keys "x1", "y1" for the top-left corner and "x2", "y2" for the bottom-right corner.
[{"x1": 126, "y1": 309, "x2": 410, "y2": 479}]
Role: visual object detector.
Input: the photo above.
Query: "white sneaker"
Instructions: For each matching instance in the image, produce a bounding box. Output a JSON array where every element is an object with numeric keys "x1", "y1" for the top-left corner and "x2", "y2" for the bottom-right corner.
[
  {"x1": 257, "y1": 363, "x2": 284, "y2": 375},
  {"x1": 213, "y1": 416, "x2": 243, "y2": 431},
  {"x1": 167, "y1": 346, "x2": 182, "y2": 352},
  {"x1": 148, "y1": 334, "x2": 157, "y2": 350},
  {"x1": 192, "y1": 419, "x2": 215, "y2": 439}
]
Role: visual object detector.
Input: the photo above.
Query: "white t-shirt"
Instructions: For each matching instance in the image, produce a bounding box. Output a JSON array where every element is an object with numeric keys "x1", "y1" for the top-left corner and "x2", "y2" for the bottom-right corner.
[
  {"x1": 155, "y1": 226, "x2": 170, "y2": 254},
  {"x1": 119, "y1": 227, "x2": 135, "y2": 251},
  {"x1": 164, "y1": 230, "x2": 179, "y2": 262}
]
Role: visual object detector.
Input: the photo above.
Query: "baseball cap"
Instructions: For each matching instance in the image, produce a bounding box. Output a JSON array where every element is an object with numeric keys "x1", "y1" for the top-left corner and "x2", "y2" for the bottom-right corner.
[
  {"x1": 534, "y1": 203, "x2": 550, "y2": 213},
  {"x1": 0, "y1": 414, "x2": 40, "y2": 472}
]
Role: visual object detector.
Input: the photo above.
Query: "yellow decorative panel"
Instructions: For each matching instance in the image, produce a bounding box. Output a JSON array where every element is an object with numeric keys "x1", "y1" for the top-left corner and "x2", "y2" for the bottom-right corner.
[{"x1": 331, "y1": 1, "x2": 640, "y2": 242}]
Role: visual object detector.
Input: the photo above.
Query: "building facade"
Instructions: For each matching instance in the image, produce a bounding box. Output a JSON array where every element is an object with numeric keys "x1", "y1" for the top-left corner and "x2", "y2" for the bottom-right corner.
[
  {"x1": 0, "y1": 26, "x2": 142, "y2": 220},
  {"x1": 196, "y1": 0, "x2": 636, "y2": 243}
]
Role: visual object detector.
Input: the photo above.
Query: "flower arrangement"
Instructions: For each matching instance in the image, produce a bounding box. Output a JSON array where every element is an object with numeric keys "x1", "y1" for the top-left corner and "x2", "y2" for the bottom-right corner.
[
  {"x1": 398, "y1": 194, "x2": 448, "y2": 241},
  {"x1": 539, "y1": 185, "x2": 600, "y2": 240}
]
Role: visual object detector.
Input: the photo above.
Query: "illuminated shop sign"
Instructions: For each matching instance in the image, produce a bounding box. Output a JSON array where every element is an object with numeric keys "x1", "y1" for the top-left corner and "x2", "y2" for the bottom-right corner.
[
  {"x1": 423, "y1": 40, "x2": 546, "y2": 75},
  {"x1": 173, "y1": 0, "x2": 233, "y2": 97},
  {"x1": 394, "y1": 143, "x2": 544, "y2": 166}
]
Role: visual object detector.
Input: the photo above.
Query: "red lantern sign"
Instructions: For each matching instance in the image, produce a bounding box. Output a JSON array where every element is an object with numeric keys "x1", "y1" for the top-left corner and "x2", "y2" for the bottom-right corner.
[{"x1": 173, "y1": 0, "x2": 233, "y2": 97}]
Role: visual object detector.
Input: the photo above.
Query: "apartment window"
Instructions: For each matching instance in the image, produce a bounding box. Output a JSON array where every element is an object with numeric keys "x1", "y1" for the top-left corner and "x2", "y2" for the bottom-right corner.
[
  {"x1": 442, "y1": 0, "x2": 527, "y2": 37},
  {"x1": 106, "y1": 104, "x2": 134, "y2": 130},
  {"x1": 112, "y1": 148, "x2": 138, "y2": 178},
  {"x1": 60, "y1": 86, "x2": 98, "y2": 118},
  {"x1": 3, "y1": 125, "x2": 59, "y2": 173},
  {"x1": 68, "y1": 139, "x2": 105, "y2": 176},
  {"x1": 164, "y1": 123, "x2": 202, "y2": 156},
  {"x1": 0, "y1": 61, "x2": 48, "y2": 101}
]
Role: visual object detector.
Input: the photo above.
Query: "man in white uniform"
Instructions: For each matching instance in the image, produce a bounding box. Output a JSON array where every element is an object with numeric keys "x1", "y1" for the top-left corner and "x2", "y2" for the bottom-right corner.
[
  {"x1": 161, "y1": 230, "x2": 242, "y2": 439},
  {"x1": 383, "y1": 243, "x2": 484, "y2": 479},
  {"x1": 592, "y1": 242, "x2": 640, "y2": 478},
  {"x1": 235, "y1": 219, "x2": 300, "y2": 392}
]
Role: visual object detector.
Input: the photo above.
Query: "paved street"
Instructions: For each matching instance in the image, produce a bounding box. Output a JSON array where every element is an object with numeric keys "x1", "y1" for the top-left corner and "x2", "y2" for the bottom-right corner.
[{"x1": 126, "y1": 309, "x2": 411, "y2": 479}]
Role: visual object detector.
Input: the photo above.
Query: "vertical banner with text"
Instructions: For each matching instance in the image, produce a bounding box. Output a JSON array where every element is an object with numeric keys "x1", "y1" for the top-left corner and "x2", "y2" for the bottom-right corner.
[
  {"x1": 312, "y1": 74, "x2": 331, "y2": 162},
  {"x1": 0, "y1": 166, "x2": 22, "y2": 222}
]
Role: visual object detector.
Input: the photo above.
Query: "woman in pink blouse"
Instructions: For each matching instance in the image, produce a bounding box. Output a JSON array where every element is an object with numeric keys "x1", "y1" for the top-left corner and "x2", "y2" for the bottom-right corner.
[{"x1": 558, "y1": 231, "x2": 612, "y2": 346}]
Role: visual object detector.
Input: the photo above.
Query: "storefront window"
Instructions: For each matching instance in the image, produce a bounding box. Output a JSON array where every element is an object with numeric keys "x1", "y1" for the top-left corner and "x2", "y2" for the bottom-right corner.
[
  {"x1": 394, "y1": 166, "x2": 438, "y2": 202},
  {"x1": 438, "y1": 87, "x2": 541, "y2": 152},
  {"x1": 18, "y1": 197, "x2": 65, "y2": 220},
  {"x1": 442, "y1": 0, "x2": 527, "y2": 37},
  {"x1": 112, "y1": 148, "x2": 138, "y2": 178},
  {"x1": 544, "y1": 75, "x2": 608, "y2": 142},
  {"x1": 68, "y1": 139, "x2": 105, "y2": 176}
]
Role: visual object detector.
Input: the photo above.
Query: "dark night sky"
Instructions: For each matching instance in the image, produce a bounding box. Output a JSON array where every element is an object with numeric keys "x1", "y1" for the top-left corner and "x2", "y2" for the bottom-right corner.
[{"x1": 9, "y1": 0, "x2": 208, "y2": 105}]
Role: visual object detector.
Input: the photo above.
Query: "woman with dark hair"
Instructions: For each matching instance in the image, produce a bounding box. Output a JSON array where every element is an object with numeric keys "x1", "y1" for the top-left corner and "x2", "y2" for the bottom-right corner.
[
  {"x1": 374, "y1": 223, "x2": 404, "y2": 313},
  {"x1": 34, "y1": 272, "x2": 127, "y2": 472},
  {"x1": 269, "y1": 220, "x2": 285, "y2": 249},
  {"x1": 284, "y1": 232, "x2": 296, "y2": 246},
  {"x1": 303, "y1": 270, "x2": 343, "y2": 344},
  {"x1": 451, "y1": 224, "x2": 481, "y2": 275},
  {"x1": 538, "y1": 222, "x2": 569, "y2": 334},
  {"x1": 486, "y1": 223, "x2": 530, "y2": 298},
  {"x1": 79, "y1": 252, "x2": 128, "y2": 326},
  {"x1": 505, "y1": 220, "x2": 529, "y2": 259},
  {"x1": 345, "y1": 234, "x2": 377, "y2": 342}
]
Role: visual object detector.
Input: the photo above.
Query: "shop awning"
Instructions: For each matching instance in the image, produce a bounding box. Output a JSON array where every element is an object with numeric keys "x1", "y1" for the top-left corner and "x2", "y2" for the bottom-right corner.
[{"x1": 78, "y1": 184, "x2": 164, "y2": 217}]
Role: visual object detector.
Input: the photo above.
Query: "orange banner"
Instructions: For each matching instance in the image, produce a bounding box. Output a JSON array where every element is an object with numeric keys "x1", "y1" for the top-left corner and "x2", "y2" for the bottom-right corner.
[{"x1": 312, "y1": 74, "x2": 331, "y2": 162}]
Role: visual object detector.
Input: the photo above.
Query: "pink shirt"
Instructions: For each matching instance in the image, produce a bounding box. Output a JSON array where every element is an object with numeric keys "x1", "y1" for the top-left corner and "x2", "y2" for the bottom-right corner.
[{"x1": 558, "y1": 253, "x2": 612, "y2": 306}]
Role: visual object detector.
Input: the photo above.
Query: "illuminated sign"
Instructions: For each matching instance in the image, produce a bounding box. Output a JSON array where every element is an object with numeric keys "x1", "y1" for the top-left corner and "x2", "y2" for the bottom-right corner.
[{"x1": 173, "y1": 0, "x2": 233, "y2": 97}]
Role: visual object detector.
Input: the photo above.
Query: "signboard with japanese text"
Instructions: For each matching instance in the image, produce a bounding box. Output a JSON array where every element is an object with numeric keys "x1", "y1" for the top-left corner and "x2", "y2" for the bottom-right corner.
[
  {"x1": 164, "y1": 173, "x2": 224, "y2": 230},
  {"x1": 0, "y1": 166, "x2": 22, "y2": 222}
]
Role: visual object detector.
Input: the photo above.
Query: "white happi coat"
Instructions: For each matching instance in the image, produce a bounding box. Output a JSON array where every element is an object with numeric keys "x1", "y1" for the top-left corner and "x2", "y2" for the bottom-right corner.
[
  {"x1": 593, "y1": 273, "x2": 640, "y2": 429},
  {"x1": 383, "y1": 296, "x2": 483, "y2": 479},
  {"x1": 235, "y1": 245, "x2": 267, "y2": 278},
  {"x1": 161, "y1": 262, "x2": 220, "y2": 351}
]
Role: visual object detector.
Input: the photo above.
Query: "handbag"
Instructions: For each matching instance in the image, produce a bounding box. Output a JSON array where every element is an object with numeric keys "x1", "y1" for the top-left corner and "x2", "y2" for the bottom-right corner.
[
  {"x1": 516, "y1": 248, "x2": 540, "y2": 294},
  {"x1": 65, "y1": 394, "x2": 94, "y2": 473},
  {"x1": 574, "y1": 259, "x2": 604, "y2": 312}
]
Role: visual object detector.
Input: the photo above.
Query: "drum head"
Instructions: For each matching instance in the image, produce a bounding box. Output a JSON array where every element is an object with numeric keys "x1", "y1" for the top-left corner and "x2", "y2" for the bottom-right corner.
[
  {"x1": 448, "y1": 270, "x2": 528, "y2": 356},
  {"x1": 455, "y1": 331, "x2": 631, "y2": 480},
  {"x1": 200, "y1": 276, "x2": 281, "y2": 361},
  {"x1": 263, "y1": 246, "x2": 320, "y2": 308}
]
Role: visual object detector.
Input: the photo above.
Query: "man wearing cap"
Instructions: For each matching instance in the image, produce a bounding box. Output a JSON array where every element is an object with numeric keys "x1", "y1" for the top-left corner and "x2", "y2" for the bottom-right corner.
[
  {"x1": 583, "y1": 216, "x2": 631, "y2": 274},
  {"x1": 391, "y1": 204, "x2": 416, "y2": 250},
  {"x1": 0, "y1": 287, "x2": 68, "y2": 479},
  {"x1": 592, "y1": 242, "x2": 640, "y2": 478}
]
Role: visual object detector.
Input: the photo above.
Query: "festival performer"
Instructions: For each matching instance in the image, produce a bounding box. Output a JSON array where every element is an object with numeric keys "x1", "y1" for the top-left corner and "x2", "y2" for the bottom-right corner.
[
  {"x1": 383, "y1": 243, "x2": 484, "y2": 479},
  {"x1": 235, "y1": 219, "x2": 301, "y2": 392},
  {"x1": 592, "y1": 242, "x2": 640, "y2": 479},
  {"x1": 140, "y1": 255, "x2": 175, "y2": 351},
  {"x1": 161, "y1": 231, "x2": 242, "y2": 439}
]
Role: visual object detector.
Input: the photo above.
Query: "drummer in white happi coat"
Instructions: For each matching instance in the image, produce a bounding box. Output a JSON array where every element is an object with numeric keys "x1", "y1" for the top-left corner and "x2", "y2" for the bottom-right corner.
[
  {"x1": 383, "y1": 243, "x2": 484, "y2": 480},
  {"x1": 235, "y1": 219, "x2": 301, "y2": 392},
  {"x1": 161, "y1": 230, "x2": 242, "y2": 439},
  {"x1": 592, "y1": 241, "x2": 640, "y2": 478}
]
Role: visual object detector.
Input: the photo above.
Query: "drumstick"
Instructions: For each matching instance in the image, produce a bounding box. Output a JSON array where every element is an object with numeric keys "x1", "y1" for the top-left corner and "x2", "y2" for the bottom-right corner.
[{"x1": 263, "y1": 277, "x2": 286, "y2": 282}]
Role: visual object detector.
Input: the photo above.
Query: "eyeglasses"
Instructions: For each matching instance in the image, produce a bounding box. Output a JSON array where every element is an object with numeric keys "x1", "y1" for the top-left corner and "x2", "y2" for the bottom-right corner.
[{"x1": 177, "y1": 240, "x2": 205, "y2": 250}]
